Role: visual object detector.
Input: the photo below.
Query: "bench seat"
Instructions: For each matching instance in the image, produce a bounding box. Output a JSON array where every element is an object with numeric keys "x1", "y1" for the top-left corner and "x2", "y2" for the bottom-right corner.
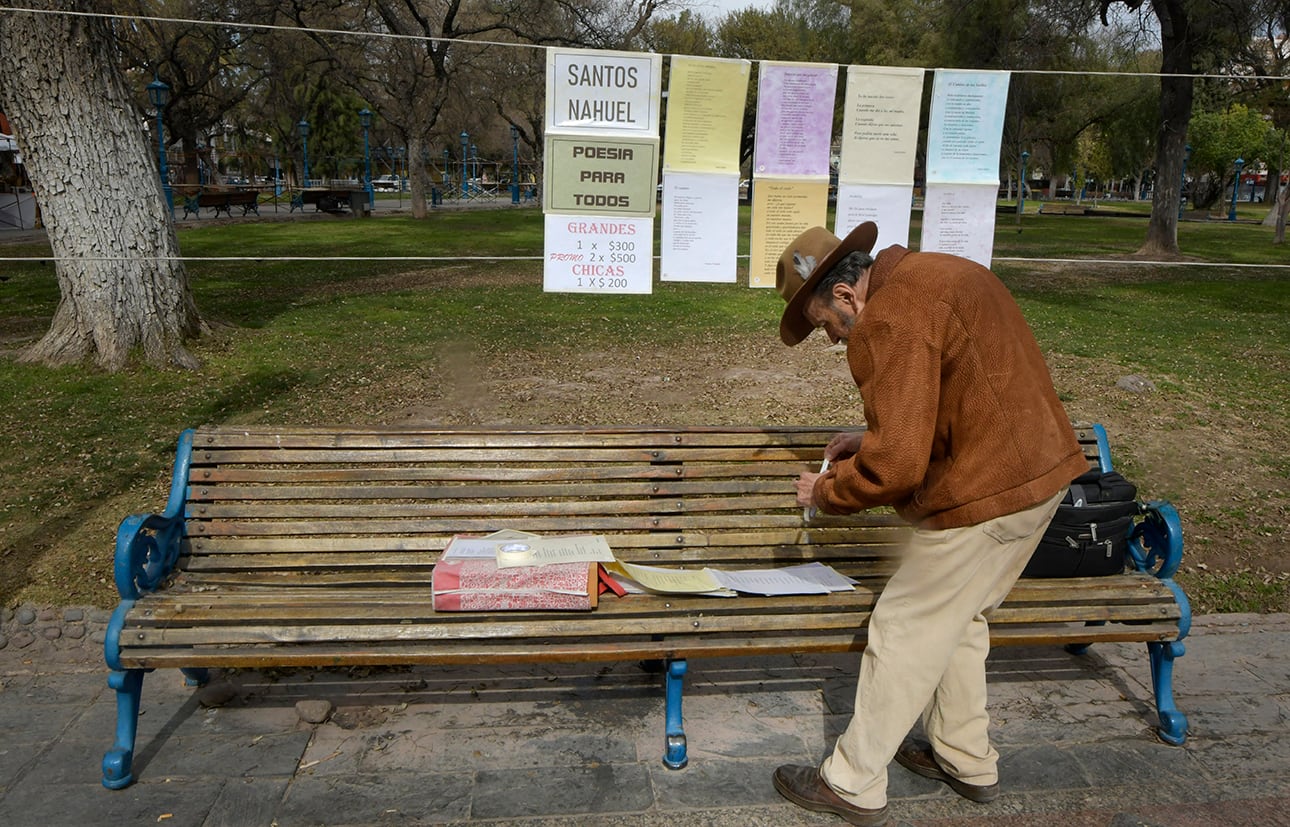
[{"x1": 104, "y1": 424, "x2": 1188, "y2": 788}]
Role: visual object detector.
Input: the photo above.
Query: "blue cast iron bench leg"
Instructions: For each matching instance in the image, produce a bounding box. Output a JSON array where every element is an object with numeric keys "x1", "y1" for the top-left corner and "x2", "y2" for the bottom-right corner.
[
  {"x1": 663, "y1": 657, "x2": 688, "y2": 769},
  {"x1": 1061, "y1": 426, "x2": 1190, "y2": 745}
]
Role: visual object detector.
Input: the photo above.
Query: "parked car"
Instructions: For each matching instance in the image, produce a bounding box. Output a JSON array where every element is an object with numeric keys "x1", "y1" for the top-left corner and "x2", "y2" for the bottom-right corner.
[{"x1": 372, "y1": 175, "x2": 402, "y2": 192}]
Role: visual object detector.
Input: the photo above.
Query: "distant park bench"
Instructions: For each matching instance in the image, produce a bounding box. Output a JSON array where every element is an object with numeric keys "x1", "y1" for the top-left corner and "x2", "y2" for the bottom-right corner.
[
  {"x1": 1039, "y1": 202, "x2": 1090, "y2": 216},
  {"x1": 289, "y1": 188, "x2": 369, "y2": 215},
  {"x1": 181, "y1": 189, "x2": 261, "y2": 220}
]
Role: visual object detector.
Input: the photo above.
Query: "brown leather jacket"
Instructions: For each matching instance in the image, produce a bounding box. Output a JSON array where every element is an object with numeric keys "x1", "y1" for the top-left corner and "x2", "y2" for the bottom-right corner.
[{"x1": 813, "y1": 245, "x2": 1089, "y2": 529}]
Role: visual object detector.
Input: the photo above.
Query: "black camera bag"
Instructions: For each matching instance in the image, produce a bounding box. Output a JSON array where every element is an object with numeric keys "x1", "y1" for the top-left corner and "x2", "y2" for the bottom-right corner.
[{"x1": 1022, "y1": 469, "x2": 1142, "y2": 578}]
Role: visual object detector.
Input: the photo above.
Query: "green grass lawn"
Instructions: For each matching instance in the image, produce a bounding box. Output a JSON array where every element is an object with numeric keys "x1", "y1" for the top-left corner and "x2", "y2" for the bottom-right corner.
[{"x1": 1, "y1": 206, "x2": 1287, "y2": 611}]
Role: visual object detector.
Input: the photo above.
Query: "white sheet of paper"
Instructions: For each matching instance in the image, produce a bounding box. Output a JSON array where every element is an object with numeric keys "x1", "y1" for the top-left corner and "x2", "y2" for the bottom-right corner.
[
  {"x1": 920, "y1": 183, "x2": 999, "y2": 267},
  {"x1": 441, "y1": 530, "x2": 541, "y2": 559},
  {"x1": 494, "y1": 535, "x2": 616, "y2": 568},
  {"x1": 777, "y1": 562, "x2": 858, "y2": 591},
  {"x1": 705, "y1": 568, "x2": 832, "y2": 596},
  {"x1": 661, "y1": 172, "x2": 739, "y2": 283},
  {"x1": 833, "y1": 183, "x2": 914, "y2": 252}
]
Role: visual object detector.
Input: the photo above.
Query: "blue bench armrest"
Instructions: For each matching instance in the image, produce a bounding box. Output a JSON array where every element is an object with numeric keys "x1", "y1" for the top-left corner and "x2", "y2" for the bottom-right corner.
[{"x1": 112, "y1": 430, "x2": 194, "y2": 600}]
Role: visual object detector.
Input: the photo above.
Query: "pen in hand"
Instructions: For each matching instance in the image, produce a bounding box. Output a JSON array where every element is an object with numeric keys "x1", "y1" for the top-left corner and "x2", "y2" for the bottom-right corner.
[{"x1": 803, "y1": 457, "x2": 830, "y2": 521}]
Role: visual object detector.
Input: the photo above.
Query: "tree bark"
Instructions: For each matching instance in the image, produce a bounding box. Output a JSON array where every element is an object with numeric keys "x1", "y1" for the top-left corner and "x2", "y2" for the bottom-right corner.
[
  {"x1": 1138, "y1": 0, "x2": 1193, "y2": 258},
  {"x1": 0, "y1": 1, "x2": 204, "y2": 370}
]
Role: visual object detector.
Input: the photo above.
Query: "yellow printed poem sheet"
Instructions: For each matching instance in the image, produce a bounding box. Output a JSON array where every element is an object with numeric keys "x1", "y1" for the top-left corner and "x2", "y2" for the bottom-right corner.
[
  {"x1": 838, "y1": 65, "x2": 926, "y2": 186},
  {"x1": 663, "y1": 56, "x2": 751, "y2": 174},
  {"x1": 748, "y1": 179, "x2": 829, "y2": 288}
]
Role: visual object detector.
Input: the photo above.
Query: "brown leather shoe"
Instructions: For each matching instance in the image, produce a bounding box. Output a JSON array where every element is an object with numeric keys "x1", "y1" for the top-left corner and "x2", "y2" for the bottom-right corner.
[
  {"x1": 772, "y1": 764, "x2": 889, "y2": 826},
  {"x1": 894, "y1": 738, "x2": 1000, "y2": 803}
]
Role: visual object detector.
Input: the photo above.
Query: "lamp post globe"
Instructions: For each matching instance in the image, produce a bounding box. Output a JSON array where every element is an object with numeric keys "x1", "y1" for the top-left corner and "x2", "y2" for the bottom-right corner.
[
  {"x1": 146, "y1": 77, "x2": 174, "y2": 216},
  {"x1": 298, "y1": 120, "x2": 311, "y2": 187},
  {"x1": 1229, "y1": 157, "x2": 1244, "y2": 222},
  {"x1": 359, "y1": 108, "x2": 373, "y2": 208}
]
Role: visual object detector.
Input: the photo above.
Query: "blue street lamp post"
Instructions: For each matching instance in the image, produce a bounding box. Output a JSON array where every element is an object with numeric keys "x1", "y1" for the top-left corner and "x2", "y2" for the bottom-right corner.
[
  {"x1": 1017, "y1": 150, "x2": 1030, "y2": 224},
  {"x1": 510, "y1": 125, "x2": 520, "y2": 204},
  {"x1": 1179, "y1": 144, "x2": 1191, "y2": 219},
  {"x1": 359, "y1": 108, "x2": 373, "y2": 208},
  {"x1": 1229, "y1": 157, "x2": 1244, "y2": 222},
  {"x1": 298, "y1": 120, "x2": 311, "y2": 187},
  {"x1": 471, "y1": 144, "x2": 478, "y2": 192},
  {"x1": 460, "y1": 132, "x2": 469, "y2": 197},
  {"x1": 146, "y1": 76, "x2": 173, "y2": 217},
  {"x1": 442, "y1": 148, "x2": 450, "y2": 196}
]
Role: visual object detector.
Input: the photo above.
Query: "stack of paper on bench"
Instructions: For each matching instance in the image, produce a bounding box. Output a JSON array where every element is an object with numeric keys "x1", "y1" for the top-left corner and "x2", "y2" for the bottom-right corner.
[
  {"x1": 432, "y1": 559, "x2": 598, "y2": 611},
  {"x1": 433, "y1": 530, "x2": 609, "y2": 611}
]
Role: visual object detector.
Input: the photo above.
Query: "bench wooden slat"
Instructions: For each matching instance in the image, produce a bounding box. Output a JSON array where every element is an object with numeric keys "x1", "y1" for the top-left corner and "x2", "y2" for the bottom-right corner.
[
  {"x1": 192, "y1": 461, "x2": 818, "y2": 484},
  {"x1": 188, "y1": 513, "x2": 835, "y2": 536},
  {"x1": 194, "y1": 445, "x2": 833, "y2": 465},
  {"x1": 191, "y1": 427, "x2": 843, "y2": 448},
  {"x1": 190, "y1": 479, "x2": 797, "y2": 501}
]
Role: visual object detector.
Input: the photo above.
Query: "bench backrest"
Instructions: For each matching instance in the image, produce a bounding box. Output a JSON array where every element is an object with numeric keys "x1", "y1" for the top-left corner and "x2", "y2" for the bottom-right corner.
[{"x1": 180, "y1": 426, "x2": 1107, "y2": 585}]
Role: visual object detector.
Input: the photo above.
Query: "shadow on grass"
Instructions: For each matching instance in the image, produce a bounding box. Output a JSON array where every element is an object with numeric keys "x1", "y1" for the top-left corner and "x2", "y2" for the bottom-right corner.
[{"x1": 0, "y1": 368, "x2": 305, "y2": 607}]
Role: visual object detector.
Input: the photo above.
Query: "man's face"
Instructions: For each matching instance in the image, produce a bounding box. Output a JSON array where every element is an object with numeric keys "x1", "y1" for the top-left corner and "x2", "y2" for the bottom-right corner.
[{"x1": 803, "y1": 284, "x2": 862, "y2": 345}]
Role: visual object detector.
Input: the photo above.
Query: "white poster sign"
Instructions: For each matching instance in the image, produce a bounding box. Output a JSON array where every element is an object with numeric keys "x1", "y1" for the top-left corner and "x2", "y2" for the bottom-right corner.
[
  {"x1": 833, "y1": 183, "x2": 914, "y2": 253},
  {"x1": 543, "y1": 214, "x2": 653, "y2": 294},
  {"x1": 661, "y1": 172, "x2": 739, "y2": 283},
  {"x1": 546, "y1": 49, "x2": 663, "y2": 135},
  {"x1": 920, "y1": 184, "x2": 999, "y2": 267}
]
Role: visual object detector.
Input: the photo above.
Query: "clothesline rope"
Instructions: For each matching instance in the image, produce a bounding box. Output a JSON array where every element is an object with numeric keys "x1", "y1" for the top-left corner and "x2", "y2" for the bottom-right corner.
[
  {"x1": 2, "y1": 254, "x2": 1288, "y2": 269},
  {"x1": 0, "y1": 5, "x2": 1286, "y2": 82}
]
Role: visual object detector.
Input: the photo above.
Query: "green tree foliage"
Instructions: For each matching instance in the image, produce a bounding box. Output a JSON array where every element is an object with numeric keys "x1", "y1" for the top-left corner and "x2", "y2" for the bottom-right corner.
[{"x1": 1186, "y1": 104, "x2": 1278, "y2": 208}]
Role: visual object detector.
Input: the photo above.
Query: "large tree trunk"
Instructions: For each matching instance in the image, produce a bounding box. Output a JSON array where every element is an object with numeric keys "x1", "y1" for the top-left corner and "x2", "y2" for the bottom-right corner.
[
  {"x1": 407, "y1": 132, "x2": 429, "y2": 219},
  {"x1": 1138, "y1": 0, "x2": 1194, "y2": 258},
  {"x1": 0, "y1": 1, "x2": 203, "y2": 370}
]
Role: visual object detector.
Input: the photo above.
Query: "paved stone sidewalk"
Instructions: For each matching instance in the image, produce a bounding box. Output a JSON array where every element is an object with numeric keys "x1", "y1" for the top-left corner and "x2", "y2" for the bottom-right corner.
[{"x1": 1, "y1": 612, "x2": 1287, "y2": 827}]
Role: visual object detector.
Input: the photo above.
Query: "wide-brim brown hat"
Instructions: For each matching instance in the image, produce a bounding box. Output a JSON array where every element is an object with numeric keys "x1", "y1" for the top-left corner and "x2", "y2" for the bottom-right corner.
[{"x1": 776, "y1": 221, "x2": 878, "y2": 346}]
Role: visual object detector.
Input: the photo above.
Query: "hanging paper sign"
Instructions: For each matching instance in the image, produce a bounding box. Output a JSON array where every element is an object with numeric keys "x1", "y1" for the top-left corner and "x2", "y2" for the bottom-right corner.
[
  {"x1": 753, "y1": 62, "x2": 838, "y2": 177},
  {"x1": 543, "y1": 134, "x2": 659, "y2": 217},
  {"x1": 748, "y1": 178, "x2": 829, "y2": 288},
  {"x1": 838, "y1": 65, "x2": 925, "y2": 185},
  {"x1": 661, "y1": 172, "x2": 739, "y2": 283},
  {"x1": 663, "y1": 56, "x2": 751, "y2": 174},
  {"x1": 920, "y1": 183, "x2": 999, "y2": 267},
  {"x1": 543, "y1": 214, "x2": 653, "y2": 294},
  {"x1": 834, "y1": 183, "x2": 914, "y2": 252},
  {"x1": 546, "y1": 49, "x2": 663, "y2": 135},
  {"x1": 926, "y1": 70, "x2": 1011, "y2": 184}
]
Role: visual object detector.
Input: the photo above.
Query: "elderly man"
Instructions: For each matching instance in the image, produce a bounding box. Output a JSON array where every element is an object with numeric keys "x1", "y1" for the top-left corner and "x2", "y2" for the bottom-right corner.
[{"x1": 771, "y1": 222, "x2": 1088, "y2": 826}]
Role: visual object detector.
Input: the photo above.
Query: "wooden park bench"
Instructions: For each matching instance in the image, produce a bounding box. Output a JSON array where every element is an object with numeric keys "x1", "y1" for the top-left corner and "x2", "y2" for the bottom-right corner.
[
  {"x1": 180, "y1": 188, "x2": 261, "y2": 219},
  {"x1": 1038, "y1": 202, "x2": 1090, "y2": 216},
  {"x1": 289, "y1": 188, "x2": 368, "y2": 215},
  {"x1": 102, "y1": 423, "x2": 1189, "y2": 789}
]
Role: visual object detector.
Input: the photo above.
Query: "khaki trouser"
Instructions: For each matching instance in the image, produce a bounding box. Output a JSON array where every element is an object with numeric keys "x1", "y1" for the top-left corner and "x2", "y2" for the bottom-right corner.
[{"x1": 820, "y1": 489, "x2": 1064, "y2": 809}]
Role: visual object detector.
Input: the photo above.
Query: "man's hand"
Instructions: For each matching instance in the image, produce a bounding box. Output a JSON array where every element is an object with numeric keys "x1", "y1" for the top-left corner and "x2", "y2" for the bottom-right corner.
[
  {"x1": 796, "y1": 472, "x2": 822, "y2": 508},
  {"x1": 824, "y1": 431, "x2": 863, "y2": 461}
]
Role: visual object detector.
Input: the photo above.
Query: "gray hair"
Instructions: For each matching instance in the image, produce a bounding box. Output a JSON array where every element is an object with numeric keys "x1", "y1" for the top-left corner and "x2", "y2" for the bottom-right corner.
[{"x1": 812, "y1": 251, "x2": 874, "y2": 299}]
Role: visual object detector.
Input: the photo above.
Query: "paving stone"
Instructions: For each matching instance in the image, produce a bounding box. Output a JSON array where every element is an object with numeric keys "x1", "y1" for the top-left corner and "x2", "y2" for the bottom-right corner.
[
  {"x1": 996, "y1": 743, "x2": 1093, "y2": 793},
  {"x1": 62, "y1": 608, "x2": 84, "y2": 623},
  {"x1": 650, "y1": 757, "x2": 785, "y2": 810},
  {"x1": 275, "y1": 771, "x2": 471, "y2": 826},
  {"x1": 40, "y1": 626, "x2": 61, "y2": 641},
  {"x1": 0, "y1": 778, "x2": 223, "y2": 827},
  {"x1": 202, "y1": 776, "x2": 290, "y2": 827},
  {"x1": 35, "y1": 608, "x2": 57, "y2": 623},
  {"x1": 361, "y1": 725, "x2": 639, "y2": 773},
  {"x1": 15, "y1": 606, "x2": 36, "y2": 625},
  {"x1": 0, "y1": 634, "x2": 7, "y2": 651},
  {"x1": 472, "y1": 762, "x2": 653, "y2": 820},
  {"x1": 9, "y1": 630, "x2": 35, "y2": 649},
  {"x1": 64, "y1": 624, "x2": 86, "y2": 640}
]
